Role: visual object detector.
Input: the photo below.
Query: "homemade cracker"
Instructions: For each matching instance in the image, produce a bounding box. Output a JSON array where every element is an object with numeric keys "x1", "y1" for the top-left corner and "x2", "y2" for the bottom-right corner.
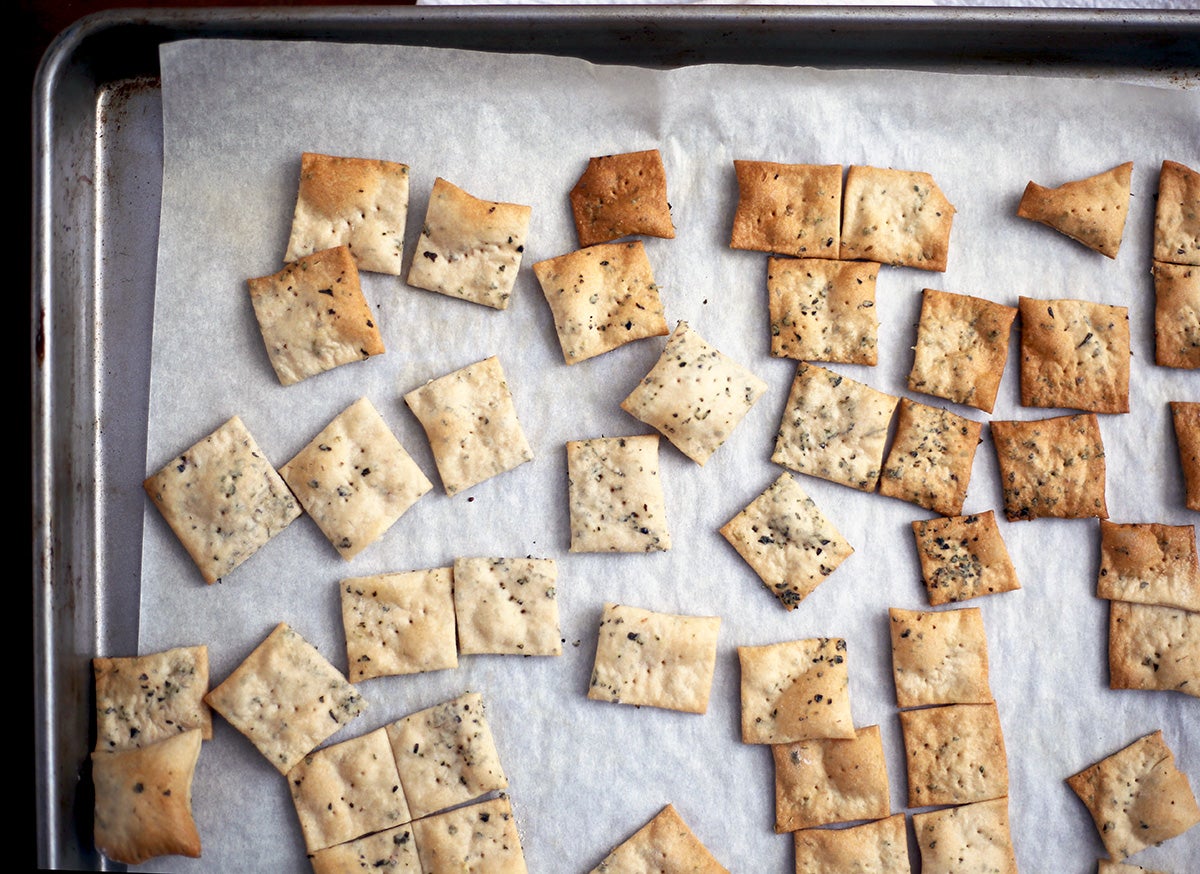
[
  {"x1": 1097, "y1": 861, "x2": 1168, "y2": 874},
  {"x1": 1153, "y1": 159, "x2": 1200, "y2": 266},
  {"x1": 567, "y1": 434, "x2": 671, "y2": 553},
  {"x1": 285, "y1": 152, "x2": 409, "y2": 275},
  {"x1": 739, "y1": 638, "x2": 855, "y2": 745},
  {"x1": 569, "y1": 149, "x2": 675, "y2": 246},
  {"x1": 1018, "y1": 296, "x2": 1131, "y2": 413},
  {"x1": 404, "y1": 356, "x2": 533, "y2": 495},
  {"x1": 719, "y1": 472, "x2": 854, "y2": 611},
  {"x1": 772, "y1": 724, "x2": 890, "y2": 833},
  {"x1": 341, "y1": 567, "x2": 458, "y2": 680},
  {"x1": 1153, "y1": 261, "x2": 1200, "y2": 369},
  {"x1": 767, "y1": 257, "x2": 879, "y2": 365},
  {"x1": 589, "y1": 804, "x2": 729, "y2": 874},
  {"x1": 1097, "y1": 520, "x2": 1200, "y2": 612},
  {"x1": 411, "y1": 795, "x2": 527, "y2": 874},
  {"x1": 453, "y1": 557, "x2": 562, "y2": 656},
  {"x1": 204, "y1": 622, "x2": 366, "y2": 774},
  {"x1": 730, "y1": 161, "x2": 842, "y2": 257},
  {"x1": 533, "y1": 241, "x2": 668, "y2": 364},
  {"x1": 878, "y1": 398, "x2": 982, "y2": 517},
  {"x1": 899, "y1": 703, "x2": 1008, "y2": 807},
  {"x1": 309, "y1": 823, "x2": 420, "y2": 874},
  {"x1": 912, "y1": 511, "x2": 1021, "y2": 605},
  {"x1": 772, "y1": 362, "x2": 900, "y2": 492},
  {"x1": 793, "y1": 814, "x2": 911, "y2": 874},
  {"x1": 907, "y1": 288, "x2": 1017, "y2": 413},
  {"x1": 406, "y1": 177, "x2": 532, "y2": 310},
  {"x1": 620, "y1": 320, "x2": 767, "y2": 465},
  {"x1": 840, "y1": 165, "x2": 955, "y2": 271},
  {"x1": 1067, "y1": 730, "x2": 1200, "y2": 860},
  {"x1": 1108, "y1": 601, "x2": 1199, "y2": 698},
  {"x1": 143, "y1": 415, "x2": 301, "y2": 584},
  {"x1": 912, "y1": 797, "x2": 1017, "y2": 874},
  {"x1": 1172, "y1": 401, "x2": 1200, "y2": 511},
  {"x1": 94, "y1": 645, "x2": 211, "y2": 753},
  {"x1": 889, "y1": 607, "x2": 992, "y2": 708},
  {"x1": 1016, "y1": 162, "x2": 1133, "y2": 258},
  {"x1": 990, "y1": 413, "x2": 1108, "y2": 521}
]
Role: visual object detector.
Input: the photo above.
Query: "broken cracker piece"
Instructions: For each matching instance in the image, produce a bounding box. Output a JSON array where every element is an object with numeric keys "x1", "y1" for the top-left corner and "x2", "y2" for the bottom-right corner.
[{"x1": 1016, "y1": 162, "x2": 1132, "y2": 258}]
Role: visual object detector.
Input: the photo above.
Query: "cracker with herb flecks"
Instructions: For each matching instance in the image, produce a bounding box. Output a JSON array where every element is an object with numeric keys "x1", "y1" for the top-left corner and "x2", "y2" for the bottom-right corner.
[
  {"x1": 912, "y1": 511, "x2": 1021, "y2": 605},
  {"x1": 1109, "y1": 601, "x2": 1199, "y2": 698},
  {"x1": 94, "y1": 645, "x2": 211, "y2": 753},
  {"x1": 739, "y1": 638, "x2": 854, "y2": 745},
  {"x1": 1018, "y1": 296, "x2": 1131, "y2": 414},
  {"x1": 889, "y1": 607, "x2": 992, "y2": 708},
  {"x1": 411, "y1": 795, "x2": 527, "y2": 874},
  {"x1": 386, "y1": 692, "x2": 507, "y2": 819},
  {"x1": 285, "y1": 152, "x2": 409, "y2": 275},
  {"x1": 719, "y1": 472, "x2": 854, "y2": 611},
  {"x1": 143, "y1": 415, "x2": 301, "y2": 584},
  {"x1": 730, "y1": 161, "x2": 842, "y2": 258},
  {"x1": 773, "y1": 724, "x2": 890, "y2": 833},
  {"x1": 1154, "y1": 159, "x2": 1200, "y2": 266},
  {"x1": 900, "y1": 703, "x2": 1008, "y2": 807},
  {"x1": 567, "y1": 434, "x2": 671, "y2": 553},
  {"x1": 767, "y1": 257, "x2": 879, "y2": 365},
  {"x1": 913, "y1": 797, "x2": 1017, "y2": 874},
  {"x1": 309, "y1": 823, "x2": 420, "y2": 874},
  {"x1": 589, "y1": 804, "x2": 729, "y2": 874},
  {"x1": 840, "y1": 165, "x2": 956, "y2": 271},
  {"x1": 533, "y1": 241, "x2": 668, "y2": 365},
  {"x1": 1153, "y1": 261, "x2": 1200, "y2": 369},
  {"x1": 204, "y1": 622, "x2": 366, "y2": 774},
  {"x1": 1097, "y1": 520, "x2": 1200, "y2": 612},
  {"x1": 772, "y1": 362, "x2": 900, "y2": 492},
  {"x1": 1066, "y1": 730, "x2": 1200, "y2": 861},
  {"x1": 404, "y1": 355, "x2": 533, "y2": 496},
  {"x1": 280, "y1": 397, "x2": 432, "y2": 559},
  {"x1": 570, "y1": 149, "x2": 675, "y2": 247},
  {"x1": 287, "y1": 726, "x2": 410, "y2": 854},
  {"x1": 453, "y1": 557, "x2": 561, "y2": 656},
  {"x1": 620, "y1": 320, "x2": 767, "y2": 465},
  {"x1": 1016, "y1": 162, "x2": 1133, "y2": 258},
  {"x1": 1097, "y1": 860, "x2": 1169, "y2": 874},
  {"x1": 990, "y1": 413, "x2": 1108, "y2": 521},
  {"x1": 793, "y1": 813, "x2": 911, "y2": 874},
  {"x1": 907, "y1": 288, "x2": 1017, "y2": 413},
  {"x1": 878, "y1": 398, "x2": 982, "y2": 517},
  {"x1": 588, "y1": 602, "x2": 721, "y2": 714},
  {"x1": 1172, "y1": 401, "x2": 1200, "y2": 511},
  {"x1": 406, "y1": 177, "x2": 532, "y2": 310},
  {"x1": 340, "y1": 567, "x2": 457, "y2": 680}
]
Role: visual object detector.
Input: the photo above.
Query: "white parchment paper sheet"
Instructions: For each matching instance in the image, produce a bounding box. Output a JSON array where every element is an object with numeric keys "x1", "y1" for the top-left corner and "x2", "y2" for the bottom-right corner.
[{"x1": 142, "y1": 38, "x2": 1199, "y2": 873}]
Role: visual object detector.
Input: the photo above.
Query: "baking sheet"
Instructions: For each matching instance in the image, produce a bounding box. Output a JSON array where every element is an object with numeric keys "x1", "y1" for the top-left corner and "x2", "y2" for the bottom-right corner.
[{"x1": 138, "y1": 37, "x2": 1199, "y2": 872}]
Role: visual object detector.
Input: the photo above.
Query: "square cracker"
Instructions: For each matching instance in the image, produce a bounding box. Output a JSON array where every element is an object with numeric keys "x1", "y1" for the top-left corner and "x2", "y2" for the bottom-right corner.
[
  {"x1": 912, "y1": 511, "x2": 1021, "y2": 605},
  {"x1": 767, "y1": 257, "x2": 879, "y2": 365},
  {"x1": 772, "y1": 362, "x2": 900, "y2": 492},
  {"x1": 1154, "y1": 261, "x2": 1200, "y2": 369},
  {"x1": 453, "y1": 557, "x2": 562, "y2": 656},
  {"x1": 341, "y1": 567, "x2": 458, "y2": 680},
  {"x1": 913, "y1": 797, "x2": 1017, "y2": 874},
  {"x1": 589, "y1": 804, "x2": 729, "y2": 874},
  {"x1": 406, "y1": 177, "x2": 532, "y2": 310},
  {"x1": 899, "y1": 703, "x2": 1008, "y2": 807},
  {"x1": 247, "y1": 245, "x2": 384, "y2": 386},
  {"x1": 588, "y1": 602, "x2": 721, "y2": 714},
  {"x1": 411, "y1": 795, "x2": 527, "y2": 874},
  {"x1": 739, "y1": 638, "x2": 855, "y2": 745},
  {"x1": 569, "y1": 149, "x2": 675, "y2": 247},
  {"x1": 1019, "y1": 296, "x2": 1131, "y2": 414},
  {"x1": 310, "y1": 823, "x2": 420, "y2": 874},
  {"x1": 204, "y1": 622, "x2": 366, "y2": 774},
  {"x1": 386, "y1": 692, "x2": 507, "y2": 819},
  {"x1": 280, "y1": 396, "x2": 432, "y2": 559},
  {"x1": 285, "y1": 152, "x2": 409, "y2": 275},
  {"x1": 91, "y1": 728, "x2": 203, "y2": 866},
  {"x1": 719, "y1": 472, "x2": 854, "y2": 611},
  {"x1": 729, "y1": 161, "x2": 842, "y2": 258},
  {"x1": 990, "y1": 413, "x2": 1108, "y2": 521},
  {"x1": 533, "y1": 241, "x2": 668, "y2": 364},
  {"x1": 1109, "y1": 601, "x2": 1199, "y2": 698},
  {"x1": 840, "y1": 165, "x2": 956, "y2": 272},
  {"x1": 878, "y1": 398, "x2": 982, "y2": 517},
  {"x1": 1153, "y1": 159, "x2": 1200, "y2": 266},
  {"x1": 889, "y1": 607, "x2": 992, "y2": 708},
  {"x1": 1016, "y1": 162, "x2": 1133, "y2": 258},
  {"x1": 567, "y1": 434, "x2": 671, "y2": 553},
  {"x1": 1066, "y1": 729, "x2": 1200, "y2": 861},
  {"x1": 404, "y1": 355, "x2": 534, "y2": 495},
  {"x1": 773, "y1": 724, "x2": 890, "y2": 832},
  {"x1": 287, "y1": 726, "x2": 410, "y2": 854},
  {"x1": 94, "y1": 645, "x2": 211, "y2": 753},
  {"x1": 1172, "y1": 401, "x2": 1200, "y2": 511},
  {"x1": 793, "y1": 813, "x2": 911, "y2": 874},
  {"x1": 620, "y1": 320, "x2": 767, "y2": 465},
  {"x1": 907, "y1": 288, "x2": 1017, "y2": 414},
  {"x1": 143, "y1": 414, "x2": 301, "y2": 584},
  {"x1": 1098, "y1": 520, "x2": 1200, "y2": 612}
]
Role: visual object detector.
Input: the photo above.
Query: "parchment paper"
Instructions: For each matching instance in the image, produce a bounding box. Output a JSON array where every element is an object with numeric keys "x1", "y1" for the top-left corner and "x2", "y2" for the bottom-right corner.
[{"x1": 142, "y1": 38, "x2": 1200, "y2": 873}]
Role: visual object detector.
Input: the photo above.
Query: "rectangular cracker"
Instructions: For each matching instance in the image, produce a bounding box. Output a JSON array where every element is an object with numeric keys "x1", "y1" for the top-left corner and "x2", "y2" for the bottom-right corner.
[
  {"x1": 913, "y1": 797, "x2": 1017, "y2": 874},
  {"x1": 94, "y1": 645, "x2": 211, "y2": 753},
  {"x1": 1153, "y1": 159, "x2": 1200, "y2": 266},
  {"x1": 1016, "y1": 162, "x2": 1132, "y2": 258},
  {"x1": 990, "y1": 413, "x2": 1108, "y2": 521},
  {"x1": 773, "y1": 724, "x2": 890, "y2": 832},
  {"x1": 840, "y1": 165, "x2": 955, "y2": 271},
  {"x1": 453, "y1": 557, "x2": 562, "y2": 656},
  {"x1": 1172, "y1": 401, "x2": 1200, "y2": 511},
  {"x1": 1109, "y1": 601, "x2": 1199, "y2": 698},
  {"x1": 878, "y1": 398, "x2": 982, "y2": 517},
  {"x1": 899, "y1": 703, "x2": 1008, "y2": 807},
  {"x1": 1098, "y1": 520, "x2": 1200, "y2": 612},
  {"x1": 889, "y1": 607, "x2": 992, "y2": 708},
  {"x1": 739, "y1": 638, "x2": 855, "y2": 745},
  {"x1": 911, "y1": 511, "x2": 1021, "y2": 605},
  {"x1": 309, "y1": 823, "x2": 420, "y2": 874},
  {"x1": 341, "y1": 568, "x2": 458, "y2": 680},
  {"x1": 1153, "y1": 261, "x2": 1200, "y2": 369},
  {"x1": 767, "y1": 257, "x2": 879, "y2": 365},
  {"x1": 567, "y1": 434, "x2": 671, "y2": 553},
  {"x1": 589, "y1": 804, "x2": 729, "y2": 874},
  {"x1": 730, "y1": 161, "x2": 842, "y2": 258},
  {"x1": 570, "y1": 149, "x2": 675, "y2": 246},
  {"x1": 793, "y1": 814, "x2": 911, "y2": 874},
  {"x1": 411, "y1": 795, "x2": 527, "y2": 874}
]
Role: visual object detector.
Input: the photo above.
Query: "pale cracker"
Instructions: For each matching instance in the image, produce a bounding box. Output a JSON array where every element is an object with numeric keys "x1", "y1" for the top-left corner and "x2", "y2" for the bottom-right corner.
[
  {"x1": 913, "y1": 797, "x2": 1017, "y2": 874},
  {"x1": 341, "y1": 568, "x2": 458, "y2": 680},
  {"x1": 773, "y1": 724, "x2": 890, "y2": 833},
  {"x1": 793, "y1": 814, "x2": 910, "y2": 874},
  {"x1": 1108, "y1": 601, "x2": 1199, "y2": 698},
  {"x1": 900, "y1": 703, "x2": 1008, "y2": 807},
  {"x1": 404, "y1": 355, "x2": 534, "y2": 496},
  {"x1": 310, "y1": 823, "x2": 420, "y2": 874},
  {"x1": 767, "y1": 257, "x2": 879, "y2": 365},
  {"x1": 569, "y1": 149, "x2": 675, "y2": 247},
  {"x1": 1172, "y1": 401, "x2": 1200, "y2": 511},
  {"x1": 406, "y1": 177, "x2": 532, "y2": 310},
  {"x1": 1097, "y1": 861, "x2": 1169, "y2": 874},
  {"x1": 1019, "y1": 296, "x2": 1131, "y2": 414},
  {"x1": 94, "y1": 645, "x2": 211, "y2": 753},
  {"x1": 411, "y1": 795, "x2": 527, "y2": 874},
  {"x1": 1153, "y1": 159, "x2": 1200, "y2": 266},
  {"x1": 204, "y1": 622, "x2": 366, "y2": 774},
  {"x1": 620, "y1": 320, "x2": 768, "y2": 465},
  {"x1": 1016, "y1": 162, "x2": 1132, "y2": 258},
  {"x1": 719, "y1": 472, "x2": 854, "y2": 611},
  {"x1": 143, "y1": 414, "x2": 301, "y2": 584},
  {"x1": 1153, "y1": 261, "x2": 1200, "y2": 369},
  {"x1": 1098, "y1": 520, "x2": 1200, "y2": 612},
  {"x1": 889, "y1": 607, "x2": 992, "y2": 708},
  {"x1": 567, "y1": 434, "x2": 671, "y2": 553},
  {"x1": 878, "y1": 398, "x2": 982, "y2": 517},
  {"x1": 730, "y1": 161, "x2": 842, "y2": 257},
  {"x1": 589, "y1": 804, "x2": 730, "y2": 874},
  {"x1": 588, "y1": 602, "x2": 721, "y2": 714},
  {"x1": 912, "y1": 511, "x2": 1021, "y2": 605},
  {"x1": 739, "y1": 638, "x2": 855, "y2": 745},
  {"x1": 990, "y1": 413, "x2": 1108, "y2": 521},
  {"x1": 453, "y1": 557, "x2": 562, "y2": 656},
  {"x1": 840, "y1": 165, "x2": 955, "y2": 271},
  {"x1": 285, "y1": 152, "x2": 409, "y2": 275}
]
